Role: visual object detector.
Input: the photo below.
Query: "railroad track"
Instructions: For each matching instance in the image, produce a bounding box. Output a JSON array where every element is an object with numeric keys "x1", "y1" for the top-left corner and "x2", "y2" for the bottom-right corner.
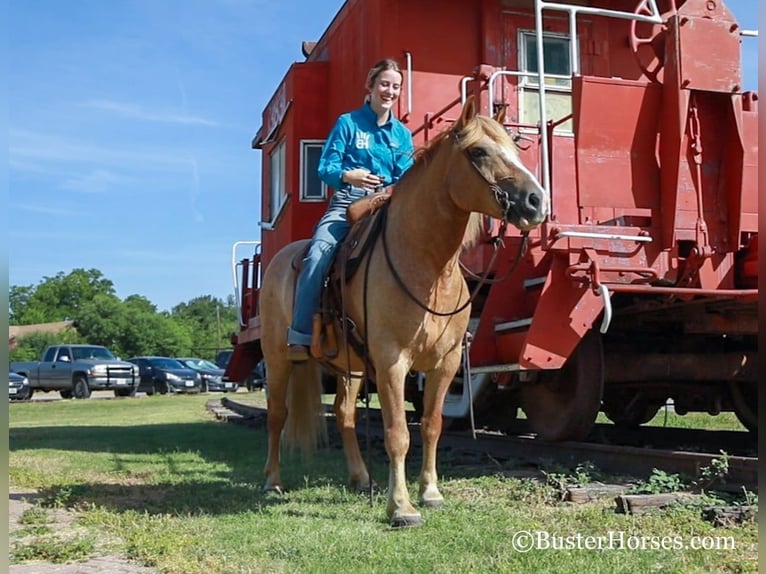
[{"x1": 212, "y1": 397, "x2": 757, "y2": 493}]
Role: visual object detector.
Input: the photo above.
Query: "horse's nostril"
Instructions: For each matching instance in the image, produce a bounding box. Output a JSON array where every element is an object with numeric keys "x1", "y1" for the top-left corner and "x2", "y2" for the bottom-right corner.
[{"x1": 527, "y1": 191, "x2": 540, "y2": 209}]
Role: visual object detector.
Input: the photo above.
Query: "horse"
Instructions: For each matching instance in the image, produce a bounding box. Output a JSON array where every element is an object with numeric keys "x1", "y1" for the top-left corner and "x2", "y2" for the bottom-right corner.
[{"x1": 259, "y1": 96, "x2": 549, "y2": 527}]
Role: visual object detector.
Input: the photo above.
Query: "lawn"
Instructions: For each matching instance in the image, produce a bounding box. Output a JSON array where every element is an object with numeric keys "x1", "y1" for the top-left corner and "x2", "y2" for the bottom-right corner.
[{"x1": 8, "y1": 393, "x2": 758, "y2": 573}]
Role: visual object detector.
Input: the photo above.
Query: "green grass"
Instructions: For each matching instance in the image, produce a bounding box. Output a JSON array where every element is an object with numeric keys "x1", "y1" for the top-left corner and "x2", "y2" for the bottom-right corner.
[{"x1": 9, "y1": 394, "x2": 758, "y2": 574}]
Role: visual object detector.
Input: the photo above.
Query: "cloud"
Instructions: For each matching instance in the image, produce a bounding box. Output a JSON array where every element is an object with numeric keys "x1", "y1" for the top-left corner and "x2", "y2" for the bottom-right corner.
[
  {"x1": 60, "y1": 169, "x2": 130, "y2": 194},
  {"x1": 9, "y1": 129, "x2": 195, "y2": 171},
  {"x1": 82, "y1": 99, "x2": 221, "y2": 127}
]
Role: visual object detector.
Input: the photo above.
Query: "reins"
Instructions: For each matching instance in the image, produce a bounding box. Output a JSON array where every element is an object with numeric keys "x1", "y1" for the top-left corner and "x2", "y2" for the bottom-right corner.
[{"x1": 378, "y1": 127, "x2": 529, "y2": 317}]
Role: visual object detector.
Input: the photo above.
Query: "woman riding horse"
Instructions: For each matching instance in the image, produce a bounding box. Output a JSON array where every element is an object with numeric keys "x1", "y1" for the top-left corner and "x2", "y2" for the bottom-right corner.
[{"x1": 259, "y1": 95, "x2": 549, "y2": 527}]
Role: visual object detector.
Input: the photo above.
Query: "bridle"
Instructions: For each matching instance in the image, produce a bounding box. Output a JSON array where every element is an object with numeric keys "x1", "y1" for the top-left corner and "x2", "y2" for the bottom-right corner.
[
  {"x1": 452, "y1": 128, "x2": 519, "y2": 225},
  {"x1": 379, "y1": 126, "x2": 530, "y2": 317}
]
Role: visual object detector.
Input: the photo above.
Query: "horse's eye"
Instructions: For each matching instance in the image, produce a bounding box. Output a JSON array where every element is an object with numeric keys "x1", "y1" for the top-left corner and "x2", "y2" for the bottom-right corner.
[{"x1": 468, "y1": 147, "x2": 488, "y2": 161}]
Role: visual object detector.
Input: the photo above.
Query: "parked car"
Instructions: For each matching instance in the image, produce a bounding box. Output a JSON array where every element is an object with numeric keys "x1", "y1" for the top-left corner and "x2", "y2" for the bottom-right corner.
[
  {"x1": 214, "y1": 349, "x2": 233, "y2": 369},
  {"x1": 214, "y1": 349, "x2": 265, "y2": 391},
  {"x1": 175, "y1": 358, "x2": 239, "y2": 393},
  {"x1": 126, "y1": 357, "x2": 202, "y2": 395},
  {"x1": 10, "y1": 344, "x2": 138, "y2": 399},
  {"x1": 9, "y1": 372, "x2": 32, "y2": 401}
]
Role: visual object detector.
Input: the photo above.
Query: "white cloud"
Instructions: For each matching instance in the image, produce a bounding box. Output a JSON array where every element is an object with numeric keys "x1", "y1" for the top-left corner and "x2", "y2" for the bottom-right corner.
[
  {"x1": 82, "y1": 99, "x2": 221, "y2": 127},
  {"x1": 61, "y1": 169, "x2": 130, "y2": 194},
  {"x1": 9, "y1": 128, "x2": 195, "y2": 171}
]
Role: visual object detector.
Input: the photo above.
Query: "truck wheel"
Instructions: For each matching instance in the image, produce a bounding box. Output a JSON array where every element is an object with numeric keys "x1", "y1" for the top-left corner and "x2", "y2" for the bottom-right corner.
[
  {"x1": 72, "y1": 376, "x2": 92, "y2": 399},
  {"x1": 22, "y1": 387, "x2": 34, "y2": 401}
]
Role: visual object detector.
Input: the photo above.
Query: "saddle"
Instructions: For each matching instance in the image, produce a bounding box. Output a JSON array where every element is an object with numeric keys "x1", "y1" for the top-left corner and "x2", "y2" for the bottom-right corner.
[{"x1": 291, "y1": 190, "x2": 390, "y2": 369}]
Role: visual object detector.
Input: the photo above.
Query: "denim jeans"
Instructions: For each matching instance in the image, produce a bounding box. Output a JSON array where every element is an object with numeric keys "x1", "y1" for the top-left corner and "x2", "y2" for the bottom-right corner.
[{"x1": 287, "y1": 185, "x2": 368, "y2": 346}]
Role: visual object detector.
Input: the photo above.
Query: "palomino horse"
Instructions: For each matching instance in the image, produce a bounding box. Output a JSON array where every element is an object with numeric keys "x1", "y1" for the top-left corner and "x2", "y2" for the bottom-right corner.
[{"x1": 259, "y1": 96, "x2": 549, "y2": 527}]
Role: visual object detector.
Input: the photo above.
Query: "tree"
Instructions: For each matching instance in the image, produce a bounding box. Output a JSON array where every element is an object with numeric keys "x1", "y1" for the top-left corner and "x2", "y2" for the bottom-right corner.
[
  {"x1": 9, "y1": 269, "x2": 116, "y2": 325},
  {"x1": 171, "y1": 295, "x2": 238, "y2": 358}
]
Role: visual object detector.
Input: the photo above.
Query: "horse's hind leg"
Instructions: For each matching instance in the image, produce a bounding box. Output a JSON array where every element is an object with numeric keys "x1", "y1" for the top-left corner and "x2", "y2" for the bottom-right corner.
[
  {"x1": 333, "y1": 374, "x2": 371, "y2": 492},
  {"x1": 263, "y1": 362, "x2": 290, "y2": 494}
]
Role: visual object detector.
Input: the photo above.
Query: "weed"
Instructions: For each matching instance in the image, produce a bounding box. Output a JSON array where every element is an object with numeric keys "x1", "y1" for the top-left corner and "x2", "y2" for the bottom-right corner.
[
  {"x1": 542, "y1": 460, "x2": 601, "y2": 500},
  {"x1": 692, "y1": 450, "x2": 729, "y2": 491},
  {"x1": 18, "y1": 505, "x2": 51, "y2": 525},
  {"x1": 629, "y1": 468, "x2": 687, "y2": 494},
  {"x1": 11, "y1": 535, "x2": 95, "y2": 564}
]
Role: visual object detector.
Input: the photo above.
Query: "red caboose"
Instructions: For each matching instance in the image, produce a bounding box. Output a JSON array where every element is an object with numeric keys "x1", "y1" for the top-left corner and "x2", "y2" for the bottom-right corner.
[{"x1": 226, "y1": 0, "x2": 758, "y2": 441}]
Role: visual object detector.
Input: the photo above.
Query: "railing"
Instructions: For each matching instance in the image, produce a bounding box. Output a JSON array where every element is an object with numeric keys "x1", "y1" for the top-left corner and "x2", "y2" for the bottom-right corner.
[
  {"x1": 230, "y1": 241, "x2": 261, "y2": 327},
  {"x1": 531, "y1": 0, "x2": 663, "y2": 193}
]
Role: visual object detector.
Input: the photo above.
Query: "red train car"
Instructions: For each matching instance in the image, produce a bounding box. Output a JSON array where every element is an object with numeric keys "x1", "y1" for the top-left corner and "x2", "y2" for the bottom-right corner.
[{"x1": 226, "y1": 0, "x2": 758, "y2": 440}]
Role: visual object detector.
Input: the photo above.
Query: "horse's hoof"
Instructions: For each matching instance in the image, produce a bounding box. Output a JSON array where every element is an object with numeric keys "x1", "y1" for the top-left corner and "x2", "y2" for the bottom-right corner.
[
  {"x1": 421, "y1": 497, "x2": 444, "y2": 509},
  {"x1": 353, "y1": 480, "x2": 379, "y2": 495},
  {"x1": 389, "y1": 513, "x2": 423, "y2": 528},
  {"x1": 263, "y1": 485, "x2": 283, "y2": 496}
]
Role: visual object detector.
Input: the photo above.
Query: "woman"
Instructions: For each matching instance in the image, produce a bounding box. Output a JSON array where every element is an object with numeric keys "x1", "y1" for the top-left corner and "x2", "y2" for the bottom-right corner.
[{"x1": 287, "y1": 58, "x2": 415, "y2": 362}]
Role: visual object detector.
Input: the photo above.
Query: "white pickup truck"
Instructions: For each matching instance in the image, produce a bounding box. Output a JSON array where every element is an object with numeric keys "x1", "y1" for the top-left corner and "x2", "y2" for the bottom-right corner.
[{"x1": 10, "y1": 344, "x2": 139, "y2": 399}]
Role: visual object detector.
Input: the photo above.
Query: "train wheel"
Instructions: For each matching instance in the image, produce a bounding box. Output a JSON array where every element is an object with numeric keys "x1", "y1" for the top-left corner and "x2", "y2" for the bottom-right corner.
[
  {"x1": 602, "y1": 394, "x2": 662, "y2": 429},
  {"x1": 519, "y1": 330, "x2": 604, "y2": 441},
  {"x1": 729, "y1": 380, "x2": 757, "y2": 433}
]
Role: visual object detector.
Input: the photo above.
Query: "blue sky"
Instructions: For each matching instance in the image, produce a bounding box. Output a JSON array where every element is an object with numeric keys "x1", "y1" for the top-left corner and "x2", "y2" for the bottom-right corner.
[{"x1": 8, "y1": 1, "x2": 758, "y2": 312}]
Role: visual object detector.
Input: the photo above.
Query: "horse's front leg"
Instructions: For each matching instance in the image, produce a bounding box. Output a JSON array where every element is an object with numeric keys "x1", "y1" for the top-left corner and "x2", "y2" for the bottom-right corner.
[
  {"x1": 377, "y1": 365, "x2": 421, "y2": 527},
  {"x1": 419, "y1": 356, "x2": 461, "y2": 509},
  {"x1": 333, "y1": 373, "x2": 371, "y2": 492}
]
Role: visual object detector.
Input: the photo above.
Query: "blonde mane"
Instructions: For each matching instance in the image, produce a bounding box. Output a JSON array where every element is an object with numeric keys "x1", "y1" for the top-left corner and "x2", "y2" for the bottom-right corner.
[{"x1": 400, "y1": 115, "x2": 507, "y2": 249}]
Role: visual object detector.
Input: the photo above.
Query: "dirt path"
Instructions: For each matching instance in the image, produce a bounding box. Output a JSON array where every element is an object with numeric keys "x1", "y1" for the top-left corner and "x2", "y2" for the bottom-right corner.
[{"x1": 8, "y1": 489, "x2": 157, "y2": 574}]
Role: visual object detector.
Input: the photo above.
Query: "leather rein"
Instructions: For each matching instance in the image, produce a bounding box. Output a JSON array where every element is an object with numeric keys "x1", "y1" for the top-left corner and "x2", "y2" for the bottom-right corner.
[{"x1": 379, "y1": 128, "x2": 529, "y2": 317}]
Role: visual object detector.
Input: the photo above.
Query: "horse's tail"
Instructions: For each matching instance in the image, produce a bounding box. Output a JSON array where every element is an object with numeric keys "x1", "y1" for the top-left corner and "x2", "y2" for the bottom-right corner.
[{"x1": 284, "y1": 360, "x2": 327, "y2": 456}]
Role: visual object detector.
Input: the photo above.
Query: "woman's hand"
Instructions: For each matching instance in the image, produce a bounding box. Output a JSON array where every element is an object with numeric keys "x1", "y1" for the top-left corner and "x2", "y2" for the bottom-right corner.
[{"x1": 343, "y1": 168, "x2": 383, "y2": 191}]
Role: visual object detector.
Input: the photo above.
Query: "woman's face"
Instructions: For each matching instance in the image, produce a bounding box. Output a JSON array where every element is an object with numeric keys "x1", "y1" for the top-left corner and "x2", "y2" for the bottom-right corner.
[{"x1": 368, "y1": 69, "x2": 402, "y2": 114}]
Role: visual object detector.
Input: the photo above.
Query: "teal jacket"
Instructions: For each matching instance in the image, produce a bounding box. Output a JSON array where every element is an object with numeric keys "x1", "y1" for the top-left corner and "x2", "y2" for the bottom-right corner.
[{"x1": 318, "y1": 102, "x2": 414, "y2": 189}]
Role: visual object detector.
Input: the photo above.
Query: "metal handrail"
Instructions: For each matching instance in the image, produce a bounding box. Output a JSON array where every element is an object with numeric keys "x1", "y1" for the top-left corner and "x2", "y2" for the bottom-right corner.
[
  {"x1": 532, "y1": 0, "x2": 663, "y2": 193},
  {"x1": 231, "y1": 241, "x2": 261, "y2": 327}
]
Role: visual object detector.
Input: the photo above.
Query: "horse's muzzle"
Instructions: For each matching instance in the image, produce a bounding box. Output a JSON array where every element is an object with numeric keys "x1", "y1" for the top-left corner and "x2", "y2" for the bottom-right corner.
[{"x1": 497, "y1": 178, "x2": 549, "y2": 230}]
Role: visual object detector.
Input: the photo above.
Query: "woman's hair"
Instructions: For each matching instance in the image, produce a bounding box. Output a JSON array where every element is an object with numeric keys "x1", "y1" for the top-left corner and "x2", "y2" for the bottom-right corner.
[{"x1": 365, "y1": 58, "x2": 403, "y2": 90}]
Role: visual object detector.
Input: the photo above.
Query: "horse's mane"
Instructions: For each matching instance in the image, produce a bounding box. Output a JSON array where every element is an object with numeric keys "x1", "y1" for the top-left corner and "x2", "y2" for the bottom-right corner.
[{"x1": 397, "y1": 115, "x2": 506, "y2": 248}]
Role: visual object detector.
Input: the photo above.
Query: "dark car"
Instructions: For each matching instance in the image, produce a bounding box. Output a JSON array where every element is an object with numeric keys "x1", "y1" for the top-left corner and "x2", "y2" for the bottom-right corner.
[
  {"x1": 126, "y1": 356, "x2": 202, "y2": 395},
  {"x1": 214, "y1": 349, "x2": 265, "y2": 392},
  {"x1": 214, "y1": 349, "x2": 233, "y2": 369},
  {"x1": 9, "y1": 372, "x2": 32, "y2": 401},
  {"x1": 176, "y1": 358, "x2": 239, "y2": 393}
]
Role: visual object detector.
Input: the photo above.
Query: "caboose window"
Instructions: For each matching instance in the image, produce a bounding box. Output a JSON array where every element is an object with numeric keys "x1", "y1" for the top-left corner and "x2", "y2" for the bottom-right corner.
[
  {"x1": 518, "y1": 31, "x2": 574, "y2": 133},
  {"x1": 300, "y1": 140, "x2": 327, "y2": 201},
  {"x1": 268, "y1": 139, "x2": 287, "y2": 224}
]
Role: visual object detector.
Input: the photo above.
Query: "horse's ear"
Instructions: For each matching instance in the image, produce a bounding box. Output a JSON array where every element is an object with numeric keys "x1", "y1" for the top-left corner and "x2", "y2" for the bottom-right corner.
[
  {"x1": 456, "y1": 95, "x2": 477, "y2": 130},
  {"x1": 493, "y1": 104, "x2": 506, "y2": 125}
]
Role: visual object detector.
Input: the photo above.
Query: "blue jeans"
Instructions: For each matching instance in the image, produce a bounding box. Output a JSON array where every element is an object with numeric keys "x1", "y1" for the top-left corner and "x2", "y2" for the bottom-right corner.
[{"x1": 287, "y1": 185, "x2": 368, "y2": 346}]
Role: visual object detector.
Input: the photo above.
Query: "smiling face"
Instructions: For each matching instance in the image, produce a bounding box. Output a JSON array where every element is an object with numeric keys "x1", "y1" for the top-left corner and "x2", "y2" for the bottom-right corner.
[{"x1": 367, "y1": 69, "x2": 403, "y2": 117}]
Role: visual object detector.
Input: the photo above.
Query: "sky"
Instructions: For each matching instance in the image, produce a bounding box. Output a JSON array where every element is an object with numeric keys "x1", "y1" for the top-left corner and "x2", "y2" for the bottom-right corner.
[{"x1": 7, "y1": 0, "x2": 759, "y2": 313}]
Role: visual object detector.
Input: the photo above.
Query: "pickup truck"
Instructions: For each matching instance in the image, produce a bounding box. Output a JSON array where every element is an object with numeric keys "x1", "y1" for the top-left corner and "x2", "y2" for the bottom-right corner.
[{"x1": 10, "y1": 344, "x2": 139, "y2": 399}]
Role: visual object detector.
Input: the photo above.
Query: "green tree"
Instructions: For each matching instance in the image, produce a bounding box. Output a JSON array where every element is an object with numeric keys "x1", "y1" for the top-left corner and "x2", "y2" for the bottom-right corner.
[
  {"x1": 171, "y1": 295, "x2": 237, "y2": 358},
  {"x1": 9, "y1": 269, "x2": 116, "y2": 324}
]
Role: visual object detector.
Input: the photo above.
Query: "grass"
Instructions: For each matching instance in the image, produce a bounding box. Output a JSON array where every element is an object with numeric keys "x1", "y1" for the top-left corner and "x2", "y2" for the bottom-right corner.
[{"x1": 9, "y1": 393, "x2": 758, "y2": 574}]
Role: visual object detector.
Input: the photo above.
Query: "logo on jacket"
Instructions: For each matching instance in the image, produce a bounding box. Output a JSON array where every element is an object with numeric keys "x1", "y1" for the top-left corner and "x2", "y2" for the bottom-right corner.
[{"x1": 355, "y1": 131, "x2": 370, "y2": 149}]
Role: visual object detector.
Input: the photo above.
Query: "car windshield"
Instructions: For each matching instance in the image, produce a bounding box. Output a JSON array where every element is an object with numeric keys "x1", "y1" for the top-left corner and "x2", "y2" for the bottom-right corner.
[
  {"x1": 71, "y1": 346, "x2": 116, "y2": 360},
  {"x1": 180, "y1": 358, "x2": 219, "y2": 370},
  {"x1": 148, "y1": 358, "x2": 186, "y2": 369}
]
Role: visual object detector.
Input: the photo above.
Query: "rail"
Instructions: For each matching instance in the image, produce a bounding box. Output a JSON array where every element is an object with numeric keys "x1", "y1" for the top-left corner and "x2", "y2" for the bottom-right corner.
[
  {"x1": 231, "y1": 241, "x2": 261, "y2": 327},
  {"x1": 532, "y1": 0, "x2": 663, "y2": 193}
]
